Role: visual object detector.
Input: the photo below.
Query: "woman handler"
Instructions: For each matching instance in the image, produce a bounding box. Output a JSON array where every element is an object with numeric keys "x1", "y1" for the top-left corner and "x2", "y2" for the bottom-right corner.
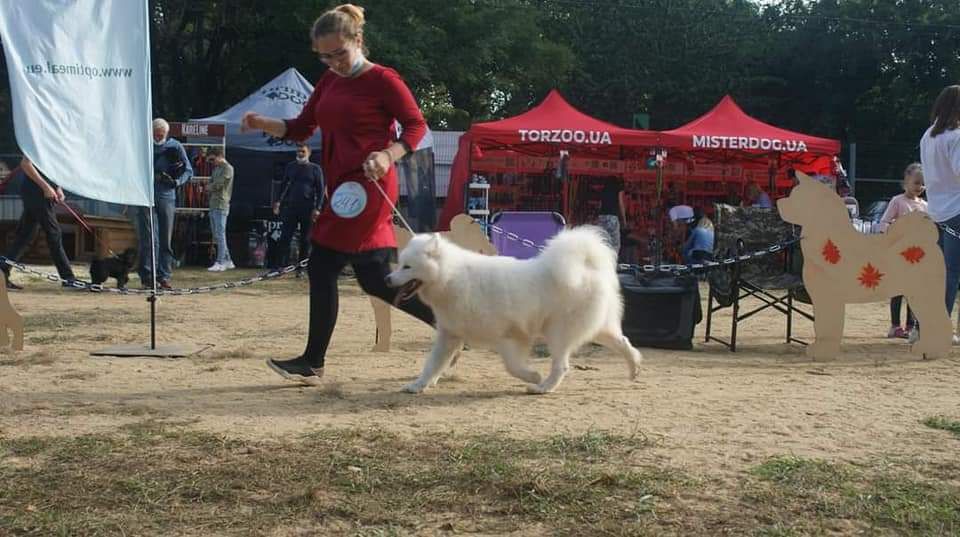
[{"x1": 242, "y1": 3, "x2": 434, "y2": 385}]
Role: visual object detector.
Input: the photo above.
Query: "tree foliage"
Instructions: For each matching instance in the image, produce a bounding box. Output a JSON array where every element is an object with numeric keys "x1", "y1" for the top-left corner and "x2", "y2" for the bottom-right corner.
[{"x1": 1, "y1": 0, "x2": 959, "y2": 181}]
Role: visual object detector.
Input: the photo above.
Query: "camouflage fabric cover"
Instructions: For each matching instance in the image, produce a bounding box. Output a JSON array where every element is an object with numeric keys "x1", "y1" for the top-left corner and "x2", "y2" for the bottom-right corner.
[{"x1": 711, "y1": 204, "x2": 808, "y2": 300}]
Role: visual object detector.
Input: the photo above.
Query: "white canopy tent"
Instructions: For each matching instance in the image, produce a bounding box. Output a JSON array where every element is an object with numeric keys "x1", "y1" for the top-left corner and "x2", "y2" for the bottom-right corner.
[{"x1": 192, "y1": 68, "x2": 322, "y2": 151}]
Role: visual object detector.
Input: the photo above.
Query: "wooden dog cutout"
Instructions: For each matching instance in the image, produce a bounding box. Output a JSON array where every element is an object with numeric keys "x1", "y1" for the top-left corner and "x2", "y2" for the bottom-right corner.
[
  {"x1": 371, "y1": 214, "x2": 497, "y2": 352},
  {"x1": 0, "y1": 272, "x2": 25, "y2": 351},
  {"x1": 778, "y1": 172, "x2": 951, "y2": 360}
]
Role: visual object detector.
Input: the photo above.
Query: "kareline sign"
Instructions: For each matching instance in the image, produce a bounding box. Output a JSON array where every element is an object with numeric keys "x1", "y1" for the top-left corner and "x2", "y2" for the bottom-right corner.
[
  {"x1": 519, "y1": 129, "x2": 613, "y2": 145},
  {"x1": 692, "y1": 135, "x2": 808, "y2": 152}
]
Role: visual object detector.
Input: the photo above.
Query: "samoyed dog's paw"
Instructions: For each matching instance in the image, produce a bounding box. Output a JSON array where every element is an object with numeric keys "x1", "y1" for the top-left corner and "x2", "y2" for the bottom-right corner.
[
  {"x1": 401, "y1": 381, "x2": 427, "y2": 394},
  {"x1": 525, "y1": 383, "x2": 553, "y2": 395}
]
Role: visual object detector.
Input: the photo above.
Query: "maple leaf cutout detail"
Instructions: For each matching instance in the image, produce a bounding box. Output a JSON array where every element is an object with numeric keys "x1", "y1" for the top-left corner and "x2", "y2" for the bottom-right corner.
[
  {"x1": 858, "y1": 263, "x2": 884, "y2": 289},
  {"x1": 900, "y1": 246, "x2": 925, "y2": 264},
  {"x1": 822, "y1": 239, "x2": 841, "y2": 264}
]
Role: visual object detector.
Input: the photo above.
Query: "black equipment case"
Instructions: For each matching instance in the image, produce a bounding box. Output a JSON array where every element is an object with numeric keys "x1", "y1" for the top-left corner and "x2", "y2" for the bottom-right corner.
[{"x1": 619, "y1": 271, "x2": 701, "y2": 350}]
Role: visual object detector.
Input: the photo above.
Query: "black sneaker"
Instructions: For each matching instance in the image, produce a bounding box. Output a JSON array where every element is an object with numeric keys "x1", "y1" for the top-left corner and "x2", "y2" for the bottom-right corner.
[
  {"x1": 266, "y1": 357, "x2": 324, "y2": 386},
  {"x1": 61, "y1": 279, "x2": 84, "y2": 290}
]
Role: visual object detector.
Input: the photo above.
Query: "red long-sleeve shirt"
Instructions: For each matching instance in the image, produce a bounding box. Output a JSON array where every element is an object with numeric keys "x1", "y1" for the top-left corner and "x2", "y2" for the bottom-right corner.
[{"x1": 284, "y1": 65, "x2": 427, "y2": 252}]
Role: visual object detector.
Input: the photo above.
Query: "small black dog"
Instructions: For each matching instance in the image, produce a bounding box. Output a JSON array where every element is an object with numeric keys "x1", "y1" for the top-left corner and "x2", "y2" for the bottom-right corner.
[{"x1": 90, "y1": 248, "x2": 137, "y2": 289}]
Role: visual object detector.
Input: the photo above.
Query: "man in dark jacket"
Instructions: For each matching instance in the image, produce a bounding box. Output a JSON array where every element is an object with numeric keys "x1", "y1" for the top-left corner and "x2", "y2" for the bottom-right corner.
[
  {"x1": 272, "y1": 143, "x2": 324, "y2": 277},
  {"x1": 1, "y1": 157, "x2": 77, "y2": 289}
]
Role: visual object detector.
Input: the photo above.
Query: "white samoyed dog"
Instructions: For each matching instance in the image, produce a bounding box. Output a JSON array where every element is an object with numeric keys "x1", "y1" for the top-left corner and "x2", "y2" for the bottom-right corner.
[{"x1": 386, "y1": 226, "x2": 643, "y2": 394}]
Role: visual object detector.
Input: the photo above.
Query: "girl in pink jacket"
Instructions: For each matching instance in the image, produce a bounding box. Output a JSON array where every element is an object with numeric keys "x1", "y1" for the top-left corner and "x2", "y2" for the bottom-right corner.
[{"x1": 880, "y1": 163, "x2": 927, "y2": 338}]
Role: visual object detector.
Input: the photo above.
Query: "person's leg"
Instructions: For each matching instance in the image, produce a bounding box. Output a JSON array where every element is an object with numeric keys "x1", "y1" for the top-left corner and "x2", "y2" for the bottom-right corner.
[
  {"x1": 220, "y1": 208, "x2": 232, "y2": 264},
  {"x1": 352, "y1": 251, "x2": 435, "y2": 326},
  {"x1": 36, "y1": 199, "x2": 76, "y2": 281},
  {"x1": 2, "y1": 205, "x2": 41, "y2": 284},
  {"x1": 939, "y1": 214, "x2": 960, "y2": 316},
  {"x1": 155, "y1": 197, "x2": 176, "y2": 282},
  {"x1": 905, "y1": 304, "x2": 916, "y2": 330},
  {"x1": 209, "y1": 208, "x2": 230, "y2": 265},
  {"x1": 266, "y1": 246, "x2": 344, "y2": 384},
  {"x1": 301, "y1": 247, "x2": 347, "y2": 367},
  {"x1": 131, "y1": 206, "x2": 154, "y2": 284},
  {"x1": 208, "y1": 208, "x2": 220, "y2": 267},
  {"x1": 4, "y1": 206, "x2": 41, "y2": 265},
  {"x1": 276, "y1": 208, "x2": 298, "y2": 268},
  {"x1": 296, "y1": 207, "x2": 314, "y2": 267},
  {"x1": 890, "y1": 295, "x2": 903, "y2": 327}
]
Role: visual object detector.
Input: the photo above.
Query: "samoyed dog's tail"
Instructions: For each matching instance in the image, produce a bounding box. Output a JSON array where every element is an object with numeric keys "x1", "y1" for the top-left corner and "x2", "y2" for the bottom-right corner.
[{"x1": 538, "y1": 226, "x2": 618, "y2": 289}]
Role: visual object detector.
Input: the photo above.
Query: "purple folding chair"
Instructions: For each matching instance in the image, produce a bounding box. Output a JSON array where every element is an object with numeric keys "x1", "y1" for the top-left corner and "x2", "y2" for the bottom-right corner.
[{"x1": 490, "y1": 211, "x2": 566, "y2": 259}]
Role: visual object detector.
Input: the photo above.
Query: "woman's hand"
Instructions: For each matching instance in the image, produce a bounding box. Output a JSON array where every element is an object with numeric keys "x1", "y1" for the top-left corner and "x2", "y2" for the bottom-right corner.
[
  {"x1": 242, "y1": 112, "x2": 287, "y2": 138},
  {"x1": 363, "y1": 151, "x2": 392, "y2": 181},
  {"x1": 240, "y1": 111, "x2": 261, "y2": 133}
]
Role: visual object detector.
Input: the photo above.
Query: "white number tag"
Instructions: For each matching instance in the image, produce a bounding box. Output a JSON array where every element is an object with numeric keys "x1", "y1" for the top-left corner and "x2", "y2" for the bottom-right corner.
[{"x1": 330, "y1": 181, "x2": 367, "y2": 219}]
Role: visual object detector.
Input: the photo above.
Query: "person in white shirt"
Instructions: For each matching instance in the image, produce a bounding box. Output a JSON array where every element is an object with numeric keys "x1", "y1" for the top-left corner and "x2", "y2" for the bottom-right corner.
[{"x1": 919, "y1": 85, "x2": 960, "y2": 324}]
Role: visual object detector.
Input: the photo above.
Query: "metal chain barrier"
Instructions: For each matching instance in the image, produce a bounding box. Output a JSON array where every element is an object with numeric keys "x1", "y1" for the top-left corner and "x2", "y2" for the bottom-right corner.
[
  {"x1": 2, "y1": 215, "x2": 803, "y2": 296},
  {"x1": 478, "y1": 221, "x2": 545, "y2": 252},
  {"x1": 0, "y1": 256, "x2": 309, "y2": 296},
  {"x1": 475, "y1": 218, "x2": 801, "y2": 276},
  {"x1": 619, "y1": 238, "x2": 800, "y2": 275}
]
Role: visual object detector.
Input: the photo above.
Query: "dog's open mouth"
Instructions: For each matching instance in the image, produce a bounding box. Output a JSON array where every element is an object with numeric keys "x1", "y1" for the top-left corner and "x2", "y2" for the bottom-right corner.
[{"x1": 394, "y1": 279, "x2": 423, "y2": 305}]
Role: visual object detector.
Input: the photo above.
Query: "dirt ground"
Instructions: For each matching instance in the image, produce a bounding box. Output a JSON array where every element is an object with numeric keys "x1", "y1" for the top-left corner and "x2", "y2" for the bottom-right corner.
[{"x1": 2, "y1": 265, "x2": 959, "y2": 479}]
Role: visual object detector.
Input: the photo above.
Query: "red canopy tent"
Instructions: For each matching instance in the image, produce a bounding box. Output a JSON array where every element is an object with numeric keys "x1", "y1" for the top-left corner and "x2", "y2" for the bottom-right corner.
[
  {"x1": 660, "y1": 95, "x2": 840, "y2": 155},
  {"x1": 658, "y1": 95, "x2": 842, "y2": 199},
  {"x1": 436, "y1": 93, "x2": 842, "y2": 264},
  {"x1": 438, "y1": 90, "x2": 660, "y2": 230}
]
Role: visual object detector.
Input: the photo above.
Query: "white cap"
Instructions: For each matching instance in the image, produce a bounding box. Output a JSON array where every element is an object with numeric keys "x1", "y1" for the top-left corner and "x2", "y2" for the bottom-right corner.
[{"x1": 668, "y1": 204, "x2": 694, "y2": 222}]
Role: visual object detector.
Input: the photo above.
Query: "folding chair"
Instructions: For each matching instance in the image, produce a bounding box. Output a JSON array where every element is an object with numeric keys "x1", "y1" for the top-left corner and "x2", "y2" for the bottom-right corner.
[{"x1": 705, "y1": 205, "x2": 814, "y2": 352}]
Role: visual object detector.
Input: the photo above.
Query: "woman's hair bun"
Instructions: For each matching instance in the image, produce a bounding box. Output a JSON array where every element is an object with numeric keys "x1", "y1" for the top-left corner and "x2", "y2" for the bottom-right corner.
[{"x1": 335, "y1": 4, "x2": 365, "y2": 26}]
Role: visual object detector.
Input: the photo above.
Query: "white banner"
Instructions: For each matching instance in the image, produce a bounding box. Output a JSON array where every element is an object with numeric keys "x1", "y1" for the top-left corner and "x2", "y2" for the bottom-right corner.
[{"x1": 0, "y1": 0, "x2": 153, "y2": 206}]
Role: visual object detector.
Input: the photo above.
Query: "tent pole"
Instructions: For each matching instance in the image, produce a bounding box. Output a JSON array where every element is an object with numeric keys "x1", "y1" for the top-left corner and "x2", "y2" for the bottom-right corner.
[
  {"x1": 466, "y1": 139, "x2": 474, "y2": 218},
  {"x1": 655, "y1": 151, "x2": 664, "y2": 266}
]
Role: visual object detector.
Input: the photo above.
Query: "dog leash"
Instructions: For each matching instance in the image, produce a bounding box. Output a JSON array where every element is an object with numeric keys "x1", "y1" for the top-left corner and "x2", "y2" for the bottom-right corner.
[
  {"x1": 368, "y1": 176, "x2": 416, "y2": 235},
  {"x1": 59, "y1": 200, "x2": 118, "y2": 258},
  {"x1": 59, "y1": 200, "x2": 92, "y2": 233}
]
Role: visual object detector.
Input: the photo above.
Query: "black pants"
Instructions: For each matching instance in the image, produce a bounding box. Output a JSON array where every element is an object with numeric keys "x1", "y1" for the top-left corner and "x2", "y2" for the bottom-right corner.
[
  {"x1": 890, "y1": 295, "x2": 916, "y2": 328},
  {"x1": 303, "y1": 246, "x2": 435, "y2": 368},
  {"x1": 275, "y1": 205, "x2": 313, "y2": 269},
  {"x1": 3, "y1": 199, "x2": 75, "y2": 280}
]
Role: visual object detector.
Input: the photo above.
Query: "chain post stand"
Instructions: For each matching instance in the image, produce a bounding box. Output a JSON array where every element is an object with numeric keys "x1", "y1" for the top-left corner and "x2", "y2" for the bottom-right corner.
[{"x1": 148, "y1": 294, "x2": 157, "y2": 350}]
